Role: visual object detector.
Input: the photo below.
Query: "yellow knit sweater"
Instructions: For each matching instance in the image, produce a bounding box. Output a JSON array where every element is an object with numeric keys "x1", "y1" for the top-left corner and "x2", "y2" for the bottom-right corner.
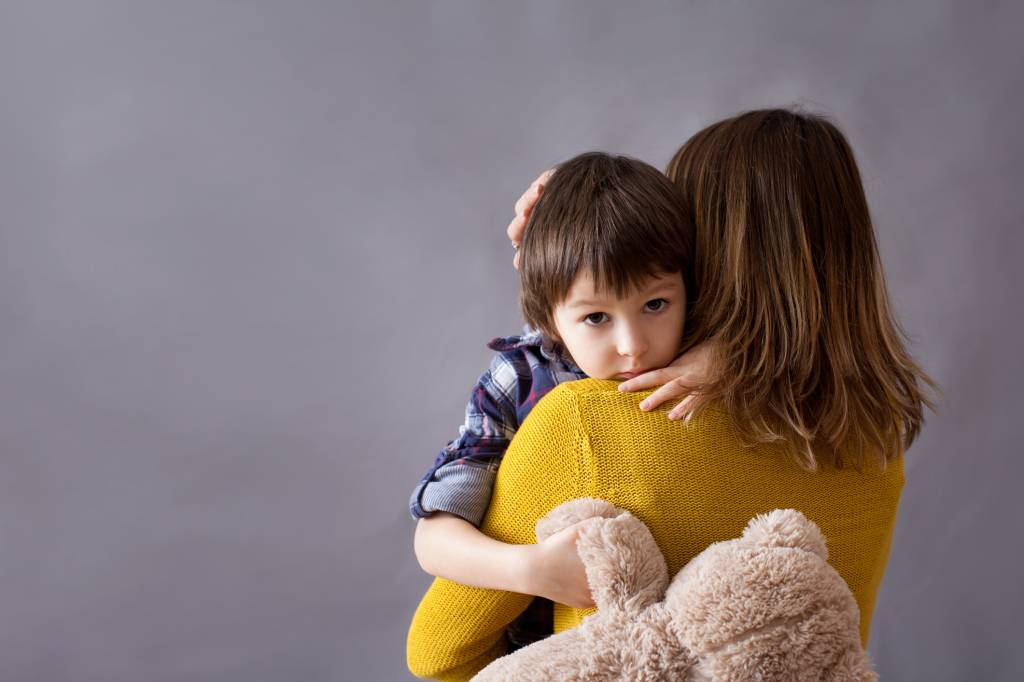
[{"x1": 407, "y1": 380, "x2": 904, "y2": 681}]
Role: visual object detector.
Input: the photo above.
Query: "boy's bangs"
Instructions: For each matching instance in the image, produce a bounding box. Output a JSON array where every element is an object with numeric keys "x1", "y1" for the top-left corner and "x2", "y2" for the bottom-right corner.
[{"x1": 581, "y1": 235, "x2": 684, "y2": 299}]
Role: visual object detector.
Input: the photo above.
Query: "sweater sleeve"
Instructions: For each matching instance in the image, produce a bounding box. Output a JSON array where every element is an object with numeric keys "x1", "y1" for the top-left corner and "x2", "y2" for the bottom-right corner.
[{"x1": 406, "y1": 383, "x2": 590, "y2": 681}]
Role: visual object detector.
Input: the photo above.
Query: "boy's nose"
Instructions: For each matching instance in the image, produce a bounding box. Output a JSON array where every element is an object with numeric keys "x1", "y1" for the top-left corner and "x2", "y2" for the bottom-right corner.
[{"x1": 616, "y1": 328, "x2": 648, "y2": 358}]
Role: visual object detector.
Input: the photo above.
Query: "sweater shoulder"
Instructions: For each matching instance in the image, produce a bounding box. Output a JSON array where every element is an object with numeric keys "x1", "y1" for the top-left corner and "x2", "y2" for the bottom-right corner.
[
  {"x1": 546, "y1": 379, "x2": 731, "y2": 430},
  {"x1": 553, "y1": 378, "x2": 620, "y2": 395}
]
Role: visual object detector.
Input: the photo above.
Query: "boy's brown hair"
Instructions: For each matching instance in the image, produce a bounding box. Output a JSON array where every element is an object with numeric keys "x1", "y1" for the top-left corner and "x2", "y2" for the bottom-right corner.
[
  {"x1": 519, "y1": 152, "x2": 696, "y2": 346},
  {"x1": 666, "y1": 108, "x2": 937, "y2": 469}
]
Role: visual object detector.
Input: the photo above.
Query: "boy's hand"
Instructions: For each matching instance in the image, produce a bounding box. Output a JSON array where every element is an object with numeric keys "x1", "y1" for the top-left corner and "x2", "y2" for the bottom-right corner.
[
  {"x1": 507, "y1": 169, "x2": 554, "y2": 269},
  {"x1": 524, "y1": 519, "x2": 595, "y2": 609},
  {"x1": 618, "y1": 341, "x2": 714, "y2": 420}
]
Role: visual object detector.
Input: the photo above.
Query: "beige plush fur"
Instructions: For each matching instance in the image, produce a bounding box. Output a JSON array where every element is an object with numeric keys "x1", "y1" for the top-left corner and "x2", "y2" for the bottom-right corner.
[{"x1": 472, "y1": 499, "x2": 876, "y2": 681}]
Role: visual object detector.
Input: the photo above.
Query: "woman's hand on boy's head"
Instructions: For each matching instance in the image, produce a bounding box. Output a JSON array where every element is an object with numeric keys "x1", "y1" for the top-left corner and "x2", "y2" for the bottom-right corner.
[
  {"x1": 618, "y1": 341, "x2": 714, "y2": 420},
  {"x1": 507, "y1": 169, "x2": 555, "y2": 270}
]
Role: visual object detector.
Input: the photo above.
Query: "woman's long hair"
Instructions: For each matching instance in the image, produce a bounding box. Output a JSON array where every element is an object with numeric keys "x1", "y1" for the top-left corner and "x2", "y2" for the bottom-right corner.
[{"x1": 667, "y1": 108, "x2": 936, "y2": 470}]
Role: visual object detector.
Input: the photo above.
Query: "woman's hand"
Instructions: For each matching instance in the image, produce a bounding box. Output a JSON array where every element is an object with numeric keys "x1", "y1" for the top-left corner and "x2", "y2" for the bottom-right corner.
[
  {"x1": 507, "y1": 169, "x2": 554, "y2": 269},
  {"x1": 618, "y1": 341, "x2": 714, "y2": 420},
  {"x1": 522, "y1": 519, "x2": 595, "y2": 609}
]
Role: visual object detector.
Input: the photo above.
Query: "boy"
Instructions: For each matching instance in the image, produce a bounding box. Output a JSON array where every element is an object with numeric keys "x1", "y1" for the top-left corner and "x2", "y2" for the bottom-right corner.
[{"x1": 409, "y1": 152, "x2": 696, "y2": 650}]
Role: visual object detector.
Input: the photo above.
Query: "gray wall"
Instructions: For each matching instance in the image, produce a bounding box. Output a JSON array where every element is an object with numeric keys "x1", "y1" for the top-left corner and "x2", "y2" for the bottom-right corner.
[{"x1": 2, "y1": 2, "x2": 1021, "y2": 680}]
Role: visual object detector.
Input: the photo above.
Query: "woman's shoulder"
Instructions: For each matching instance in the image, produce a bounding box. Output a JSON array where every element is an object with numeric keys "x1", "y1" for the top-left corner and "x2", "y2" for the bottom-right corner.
[
  {"x1": 532, "y1": 380, "x2": 736, "y2": 445},
  {"x1": 534, "y1": 379, "x2": 644, "y2": 418},
  {"x1": 549, "y1": 377, "x2": 620, "y2": 395},
  {"x1": 544, "y1": 379, "x2": 728, "y2": 417}
]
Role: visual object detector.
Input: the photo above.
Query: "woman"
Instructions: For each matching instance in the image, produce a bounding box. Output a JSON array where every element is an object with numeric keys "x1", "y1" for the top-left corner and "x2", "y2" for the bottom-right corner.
[{"x1": 407, "y1": 108, "x2": 934, "y2": 680}]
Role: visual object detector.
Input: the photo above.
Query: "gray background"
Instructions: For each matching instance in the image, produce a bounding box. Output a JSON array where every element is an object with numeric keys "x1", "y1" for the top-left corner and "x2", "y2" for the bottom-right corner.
[{"x1": 2, "y1": 1, "x2": 1021, "y2": 680}]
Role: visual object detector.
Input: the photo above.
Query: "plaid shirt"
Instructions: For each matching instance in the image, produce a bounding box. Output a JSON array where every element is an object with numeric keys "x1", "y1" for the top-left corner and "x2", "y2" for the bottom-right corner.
[{"x1": 409, "y1": 327, "x2": 587, "y2": 526}]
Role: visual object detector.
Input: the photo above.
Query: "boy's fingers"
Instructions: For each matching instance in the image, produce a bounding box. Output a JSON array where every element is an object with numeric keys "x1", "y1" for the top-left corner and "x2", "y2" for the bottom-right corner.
[
  {"x1": 638, "y1": 383, "x2": 684, "y2": 411},
  {"x1": 617, "y1": 367, "x2": 677, "y2": 393},
  {"x1": 638, "y1": 379, "x2": 695, "y2": 412},
  {"x1": 514, "y1": 170, "x2": 553, "y2": 216},
  {"x1": 514, "y1": 185, "x2": 538, "y2": 217},
  {"x1": 508, "y1": 170, "x2": 554, "y2": 259},
  {"x1": 668, "y1": 395, "x2": 696, "y2": 421}
]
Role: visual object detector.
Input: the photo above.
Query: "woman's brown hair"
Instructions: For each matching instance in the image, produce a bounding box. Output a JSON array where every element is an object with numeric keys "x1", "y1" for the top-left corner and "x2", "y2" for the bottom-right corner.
[{"x1": 667, "y1": 108, "x2": 936, "y2": 469}]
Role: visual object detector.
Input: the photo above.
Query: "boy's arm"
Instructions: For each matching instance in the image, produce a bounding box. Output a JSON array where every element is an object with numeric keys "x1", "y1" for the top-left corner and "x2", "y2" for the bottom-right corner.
[
  {"x1": 413, "y1": 513, "x2": 529, "y2": 593},
  {"x1": 410, "y1": 353, "x2": 520, "y2": 526},
  {"x1": 407, "y1": 384, "x2": 589, "y2": 680},
  {"x1": 414, "y1": 512, "x2": 594, "y2": 608}
]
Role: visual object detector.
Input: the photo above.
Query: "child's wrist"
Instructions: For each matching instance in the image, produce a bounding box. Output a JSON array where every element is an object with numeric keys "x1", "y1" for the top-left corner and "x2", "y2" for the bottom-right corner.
[{"x1": 512, "y1": 544, "x2": 540, "y2": 595}]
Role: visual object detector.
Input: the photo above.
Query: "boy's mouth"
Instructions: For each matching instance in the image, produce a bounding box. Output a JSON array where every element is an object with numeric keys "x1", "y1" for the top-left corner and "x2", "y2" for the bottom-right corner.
[{"x1": 616, "y1": 369, "x2": 648, "y2": 379}]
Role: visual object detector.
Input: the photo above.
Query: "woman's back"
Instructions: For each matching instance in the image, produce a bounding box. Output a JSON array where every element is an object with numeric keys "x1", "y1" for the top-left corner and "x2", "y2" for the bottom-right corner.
[
  {"x1": 506, "y1": 380, "x2": 904, "y2": 645},
  {"x1": 408, "y1": 380, "x2": 903, "y2": 679}
]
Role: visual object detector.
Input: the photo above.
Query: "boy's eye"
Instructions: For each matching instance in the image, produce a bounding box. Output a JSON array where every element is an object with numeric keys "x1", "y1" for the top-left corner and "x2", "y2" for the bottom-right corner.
[
  {"x1": 644, "y1": 298, "x2": 668, "y2": 312},
  {"x1": 583, "y1": 312, "x2": 609, "y2": 326}
]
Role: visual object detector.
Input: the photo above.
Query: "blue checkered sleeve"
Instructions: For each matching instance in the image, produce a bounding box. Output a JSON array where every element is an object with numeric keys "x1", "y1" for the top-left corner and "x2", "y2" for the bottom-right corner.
[{"x1": 409, "y1": 352, "x2": 523, "y2": 526}]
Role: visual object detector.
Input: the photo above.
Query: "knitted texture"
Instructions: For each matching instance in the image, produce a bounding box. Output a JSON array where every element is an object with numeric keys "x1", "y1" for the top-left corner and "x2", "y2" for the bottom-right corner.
[{"x1": 407, "y1": 379, "x2": 904, "y2": 681}]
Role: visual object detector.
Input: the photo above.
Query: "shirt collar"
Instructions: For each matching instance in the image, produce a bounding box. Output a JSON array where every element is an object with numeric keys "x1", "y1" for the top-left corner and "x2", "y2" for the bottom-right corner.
[{"x1": 487, "y1": 326, "x2": 582, "y2": 371}]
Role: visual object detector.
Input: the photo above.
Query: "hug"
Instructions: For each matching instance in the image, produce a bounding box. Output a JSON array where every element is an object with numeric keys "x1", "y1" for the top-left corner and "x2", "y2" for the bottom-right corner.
[{"x1": 407, "y1": 108, "x2": 934, "y2": 680}]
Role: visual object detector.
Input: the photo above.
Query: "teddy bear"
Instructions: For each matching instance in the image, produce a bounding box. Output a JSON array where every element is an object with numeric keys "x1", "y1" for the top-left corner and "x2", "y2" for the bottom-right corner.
[{"x1": 472, "y1": 499, "x2": 875, "y2": 681}]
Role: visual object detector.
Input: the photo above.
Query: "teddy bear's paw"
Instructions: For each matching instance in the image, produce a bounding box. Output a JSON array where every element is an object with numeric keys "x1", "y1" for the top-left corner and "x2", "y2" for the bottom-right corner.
[
  {"x1": 741, "y1": 509, "x2": 828, "y2": 560},
  {"x1": 574, "y1": 512, "x2": 669, "y2": 614},
  {"x1": 535, "y1": 498, "x2": 626, "y2": 541},
  {"x1": 827, "y1": 648, "x2": 878, "y2": 682}
]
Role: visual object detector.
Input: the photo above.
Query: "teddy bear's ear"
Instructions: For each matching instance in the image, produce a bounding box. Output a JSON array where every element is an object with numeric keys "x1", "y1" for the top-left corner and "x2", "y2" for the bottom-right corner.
[
  {"x1": 535, "y1": 498, "x2": 625, "y2": 541},
  {"x1": 741, "y1": 509, "x2": 828, "y2": 560}
]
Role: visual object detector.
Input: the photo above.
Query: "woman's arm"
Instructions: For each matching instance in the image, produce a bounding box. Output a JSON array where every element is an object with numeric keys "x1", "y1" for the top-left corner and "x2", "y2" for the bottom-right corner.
[{"x1": 407, "y1": 384, "x2": 591, "y2": 680}]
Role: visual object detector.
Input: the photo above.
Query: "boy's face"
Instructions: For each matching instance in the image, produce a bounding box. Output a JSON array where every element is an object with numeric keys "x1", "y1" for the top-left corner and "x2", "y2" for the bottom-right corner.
[{"x1": 551, "y1": 271, "x2": 686, "y2": 380}]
